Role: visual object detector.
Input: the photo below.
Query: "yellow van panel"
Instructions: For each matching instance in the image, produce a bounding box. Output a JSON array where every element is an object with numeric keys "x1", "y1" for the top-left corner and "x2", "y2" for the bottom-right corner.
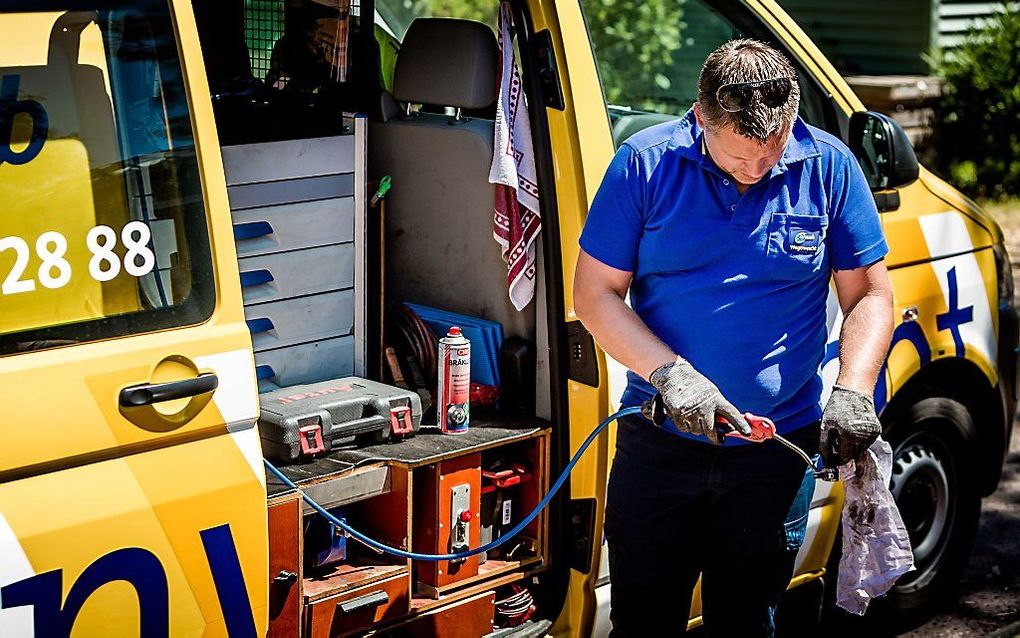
[
  {"x1": 535, "y1": 0, "x2": 618, "y2": 634},
  {"x1": 886, "y1": 247, "x2": 999, "y2": 394},
  {"x1": 883, "y1": 179, "x2": 996, "y2": 268},
  {"x1": 0, "y1": 16, "x2": 139, "y2": 333},
  {"x1": 0, "y1": 432, "x2": 267, "y2": 636},
  {"x1": 0, "y1": 2, "x2": 265, "y2": 636},
  {"x1": 0, "y1": 332, "x2": 257, "y2": 481}
]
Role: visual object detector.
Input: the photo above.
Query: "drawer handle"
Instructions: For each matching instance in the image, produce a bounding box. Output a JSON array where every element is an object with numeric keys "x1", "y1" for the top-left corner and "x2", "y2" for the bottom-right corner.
[
  {"x1": 255, "y1": 365, "x2": 276, "y2": 380},
  {"x1": 240, "y1": 269, "x2": 275, "y2": 288},
  {"x1": 337, "y1": 590, "x2": 389, "y2": 614},
  {"x1": 234, "y1": 220, "x2": 274, "y2": 241},
  {"x1": 273, "y1": 570, "x2": 298, "y2": 586},
  {"x1": 246, "y1": 317, "x2": 275, "y2": 334}
]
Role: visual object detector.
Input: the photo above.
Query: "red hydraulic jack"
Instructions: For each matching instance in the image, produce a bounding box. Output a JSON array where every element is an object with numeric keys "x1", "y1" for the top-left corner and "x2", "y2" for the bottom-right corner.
[{"x1": 641, "y1": 394, "x2": 838, "y2": 481}]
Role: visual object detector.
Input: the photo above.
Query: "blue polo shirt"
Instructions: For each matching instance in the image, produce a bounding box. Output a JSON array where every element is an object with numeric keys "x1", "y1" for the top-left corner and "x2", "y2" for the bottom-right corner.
[{"x1": 580, "y1": 109, "x2": 887, "y2": 441}]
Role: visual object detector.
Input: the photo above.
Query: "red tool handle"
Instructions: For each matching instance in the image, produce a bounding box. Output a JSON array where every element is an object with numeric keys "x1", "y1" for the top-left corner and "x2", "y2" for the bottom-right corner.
[
  {"x1": 642, "y1": 395, "x2": 774, "y2": 441},
  {"x1": 716, "y1": 414, "x2": 775, "y2": 443}
]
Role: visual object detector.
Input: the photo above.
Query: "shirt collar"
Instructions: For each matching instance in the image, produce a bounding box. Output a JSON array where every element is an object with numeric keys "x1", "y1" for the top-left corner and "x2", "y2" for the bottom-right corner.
[{"x1": 670, "y1": 108, "x2": 821, "y2": 176}]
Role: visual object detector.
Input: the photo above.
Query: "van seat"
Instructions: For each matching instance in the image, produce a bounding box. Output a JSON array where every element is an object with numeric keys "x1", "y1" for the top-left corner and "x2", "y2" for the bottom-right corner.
[{"x1": 370, "y1": 18, "x2": 534, "y2": 340}]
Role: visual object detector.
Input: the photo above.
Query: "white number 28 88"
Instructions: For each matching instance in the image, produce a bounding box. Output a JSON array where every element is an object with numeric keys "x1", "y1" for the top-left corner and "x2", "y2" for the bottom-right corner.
[{"x1": 0, "y1": 221, "x2": 157, "y2": 296}]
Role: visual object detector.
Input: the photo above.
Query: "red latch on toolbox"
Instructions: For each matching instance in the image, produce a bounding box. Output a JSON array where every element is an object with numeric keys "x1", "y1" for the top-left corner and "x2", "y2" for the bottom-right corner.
[
  {"x1": 389, "y1": 405, "x2": 415, "y2": 436},
  {"x1": 299, "y1": 423, "x2": 326, "y2": 456}
]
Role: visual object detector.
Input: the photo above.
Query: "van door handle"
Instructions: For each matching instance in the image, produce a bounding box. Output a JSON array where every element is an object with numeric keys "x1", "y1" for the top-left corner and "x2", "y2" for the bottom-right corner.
[{"x1": 119, "y1": 373, "x2": 219, "y2": 407}]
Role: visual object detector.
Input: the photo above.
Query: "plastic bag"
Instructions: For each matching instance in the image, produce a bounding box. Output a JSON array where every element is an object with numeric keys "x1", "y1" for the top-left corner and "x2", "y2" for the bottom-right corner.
[{"x1": 837, "y1": 437, "x2": 914, "y2": 615}]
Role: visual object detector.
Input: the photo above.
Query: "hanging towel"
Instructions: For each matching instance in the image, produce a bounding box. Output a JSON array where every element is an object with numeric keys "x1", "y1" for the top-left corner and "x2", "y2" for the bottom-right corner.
[
  {"x1": 837, "y1": 437, "x2": 915, "y2": 615},
  {"x1": 490, "y1": 0, "x2": 541, "y2": 312}
]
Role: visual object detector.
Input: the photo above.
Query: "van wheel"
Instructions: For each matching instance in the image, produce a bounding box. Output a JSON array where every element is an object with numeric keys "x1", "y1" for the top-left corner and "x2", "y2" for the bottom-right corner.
[{"x1": 881, "y1": 398, "x2": 981, "y2": 619}]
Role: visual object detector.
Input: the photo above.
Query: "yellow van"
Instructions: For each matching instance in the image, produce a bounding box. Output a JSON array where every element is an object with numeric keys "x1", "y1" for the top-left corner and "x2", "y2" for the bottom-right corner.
[{"x1": 0, "y1": 0, "x2": 1013, "y2": 636}]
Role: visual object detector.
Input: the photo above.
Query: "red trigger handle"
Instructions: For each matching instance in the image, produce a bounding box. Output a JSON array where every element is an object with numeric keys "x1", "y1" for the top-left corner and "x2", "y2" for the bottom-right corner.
[{"x1": 716, "y1": 414, "x2": 775, "y2": 443}]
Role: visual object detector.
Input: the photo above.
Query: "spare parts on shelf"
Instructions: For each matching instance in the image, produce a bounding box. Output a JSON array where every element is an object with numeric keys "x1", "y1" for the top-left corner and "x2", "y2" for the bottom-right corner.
[
  {"x1": 480, "y1": 459, "x2": 533, "y2": 562},
  {"x1": 304, "y1": 507, "x2": 348, "y2": 571}
]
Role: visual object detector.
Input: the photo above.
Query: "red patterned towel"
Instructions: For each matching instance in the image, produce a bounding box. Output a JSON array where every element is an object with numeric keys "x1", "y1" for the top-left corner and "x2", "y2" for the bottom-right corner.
[{"x1": 490, "y1": 0, "x2": 541, "y2": 311}]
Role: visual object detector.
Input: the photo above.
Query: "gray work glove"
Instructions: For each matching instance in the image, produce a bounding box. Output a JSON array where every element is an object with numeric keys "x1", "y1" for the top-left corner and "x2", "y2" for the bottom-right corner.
[
  {"x1": 820, "y1": 384, "x2": 882, "y2": 467},
  {"x1": 648, "y1": 356, "x2": 751, "y2": 445}
]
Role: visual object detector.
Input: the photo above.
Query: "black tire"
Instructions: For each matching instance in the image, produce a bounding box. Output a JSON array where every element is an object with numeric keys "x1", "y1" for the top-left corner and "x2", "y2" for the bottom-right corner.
[
  {"x1": 880, "y1": 398, "x2": 981, "y2": 618},
  {"x1": 821, "y1": 398, "x2": 982, "y2": 632}
]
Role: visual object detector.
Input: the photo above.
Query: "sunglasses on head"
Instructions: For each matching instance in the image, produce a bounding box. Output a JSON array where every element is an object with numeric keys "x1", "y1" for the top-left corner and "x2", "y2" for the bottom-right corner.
[{"x1": 716, "y1": 77, "x2": 795, "y2": 112}]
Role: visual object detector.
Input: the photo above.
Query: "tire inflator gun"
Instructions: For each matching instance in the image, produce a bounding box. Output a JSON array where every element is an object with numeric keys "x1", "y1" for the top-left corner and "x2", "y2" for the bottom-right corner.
[{"x1": 263, "y1": 394, "x2": 835, "y2": 562}]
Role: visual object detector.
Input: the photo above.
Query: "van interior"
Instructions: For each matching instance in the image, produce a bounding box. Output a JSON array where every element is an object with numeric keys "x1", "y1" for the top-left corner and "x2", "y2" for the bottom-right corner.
[
  {"x1": 192, "y1": 0, "x2": 565, "y2": 634},
  {"x1": 194, "y1": 0, "x2": 547, "y2": 398}
]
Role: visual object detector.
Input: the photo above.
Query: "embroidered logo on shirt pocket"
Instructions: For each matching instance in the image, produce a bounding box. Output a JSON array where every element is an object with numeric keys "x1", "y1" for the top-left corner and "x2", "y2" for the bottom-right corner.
[
  {"x1": 788, "y1": 228, "x2": 821, "y2": 255},
  {"x1": 766, "y1": 212, "x2": 828, "y2": 277}
]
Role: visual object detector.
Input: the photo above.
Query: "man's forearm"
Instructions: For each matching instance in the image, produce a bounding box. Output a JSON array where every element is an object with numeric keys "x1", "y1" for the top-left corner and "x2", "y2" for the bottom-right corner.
[
  {"x1": 835, "y1": 289, "x2": 894, "y2": 394},
  {"x1": 575, "y1": 289, "x2": 676, "y2": 381}
]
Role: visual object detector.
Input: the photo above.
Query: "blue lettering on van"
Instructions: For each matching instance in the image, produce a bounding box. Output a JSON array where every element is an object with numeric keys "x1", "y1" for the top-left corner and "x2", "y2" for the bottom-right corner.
[
  {"x1": 200, "y1": 524, "x2": 257, "y2": 638},
  {"x1": 0, "y1": 547, "x2": 169, "y2": 637},
  {"x1": 824, "y1": 265, "x2": 973, "y2": 413},
  {"x1": 0, "y1": 74, "x2": 49, "y2": 166},
  {"x1": 0, "y1": 524, "x2": 256, "y2": 637},
  {"x1": 936, "y1": 266, "x2": 973, "y2": 357}
]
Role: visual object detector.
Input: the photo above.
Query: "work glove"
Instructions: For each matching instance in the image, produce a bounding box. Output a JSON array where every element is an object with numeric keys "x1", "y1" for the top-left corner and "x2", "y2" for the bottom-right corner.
[
  {"x1": 820, "y1": 384, "x2": 882, "y2": 467},
  {"x1": 648, "y1": 356, "x2": 751, "y2": 445}
]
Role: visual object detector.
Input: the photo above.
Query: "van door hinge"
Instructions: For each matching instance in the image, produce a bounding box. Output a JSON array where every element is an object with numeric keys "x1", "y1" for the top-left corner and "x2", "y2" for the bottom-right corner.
[
  {"x1": 568, "y1": 498, "x2": 597, "y2": 573},
  {"x1": 532, "y1": 30, "x2": 565, "y2": 111},
  {"x1": 566, "y1": 321, "x2": 599, "y2": 387}
]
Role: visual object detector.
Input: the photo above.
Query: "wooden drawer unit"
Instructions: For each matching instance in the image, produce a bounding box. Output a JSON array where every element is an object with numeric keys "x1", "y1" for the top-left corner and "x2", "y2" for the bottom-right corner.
[
  {"x1": 386, "y1": 591, "x2": 495, "y2": 637},
  {"x1": 268, "y1": 491, "x2": 302, "y2": 638},
  {"x1": 304, "y1": 573, "x2": 410, "y2": 638},
  {"x1": 413, "y1": 453, "x2": 482, "y2": 594},
  {"x1": 264, "y1": 418, "x2": 553, "y2": 636}
]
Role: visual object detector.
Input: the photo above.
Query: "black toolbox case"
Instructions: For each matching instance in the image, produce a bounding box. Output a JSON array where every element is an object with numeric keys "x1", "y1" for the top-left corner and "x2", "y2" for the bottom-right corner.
[{"x1": 259, "y1": 377, "x2": 423, "y2": 463}]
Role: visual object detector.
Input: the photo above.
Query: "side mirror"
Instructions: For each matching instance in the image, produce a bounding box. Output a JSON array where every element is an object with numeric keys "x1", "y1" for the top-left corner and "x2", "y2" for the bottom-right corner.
[{"x1": 848, "y1": 111, "x2": 919, "y2": 191}]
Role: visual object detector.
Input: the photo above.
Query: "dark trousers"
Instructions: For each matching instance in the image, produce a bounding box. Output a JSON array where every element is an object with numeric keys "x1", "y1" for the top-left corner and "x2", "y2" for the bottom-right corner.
[{"x1": 605, "y1": 415, "x2": 819, "y2": 638}]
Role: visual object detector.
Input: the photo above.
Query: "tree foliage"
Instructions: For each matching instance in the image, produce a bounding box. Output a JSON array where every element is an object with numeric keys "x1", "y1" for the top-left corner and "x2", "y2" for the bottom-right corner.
[
  {"x1": 582, "y1": 0, "x2": 686, "y2": 112},
  {"x1": 377, "y1": 0, "x2": 689, "y2": 114},
  {"x1": 932, "y1": 5, "x2": 1020, "y2": 200},
  {"x1": 377, "y1": 0, "x2": 495, "y2": 39}
]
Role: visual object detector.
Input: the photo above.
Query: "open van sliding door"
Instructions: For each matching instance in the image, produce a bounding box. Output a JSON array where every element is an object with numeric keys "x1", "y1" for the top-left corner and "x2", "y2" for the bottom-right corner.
[
  {"x1": 0, "y1": 1, "x2": 267, "y2": 635},
  {"x1": 521, "y1": 0, "x2": 619, "y2": 635}
]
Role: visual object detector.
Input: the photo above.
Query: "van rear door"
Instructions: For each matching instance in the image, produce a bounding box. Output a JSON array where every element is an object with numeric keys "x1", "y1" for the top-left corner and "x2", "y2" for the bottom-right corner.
[{"x1": 0, "y1": 1, "x2": 267, "y2": 635}]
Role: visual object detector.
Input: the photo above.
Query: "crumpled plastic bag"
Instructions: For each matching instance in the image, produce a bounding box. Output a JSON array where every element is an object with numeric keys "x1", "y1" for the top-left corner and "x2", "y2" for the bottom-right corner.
[{"x1": 837, "y1": 437, "x2": 915, "y2": 614}]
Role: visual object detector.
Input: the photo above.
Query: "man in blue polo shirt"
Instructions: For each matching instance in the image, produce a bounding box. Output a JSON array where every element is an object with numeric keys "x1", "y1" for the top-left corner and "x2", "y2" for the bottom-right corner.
[{"x1": 574, "y1": 40, "x2": 894, "y2": 636}]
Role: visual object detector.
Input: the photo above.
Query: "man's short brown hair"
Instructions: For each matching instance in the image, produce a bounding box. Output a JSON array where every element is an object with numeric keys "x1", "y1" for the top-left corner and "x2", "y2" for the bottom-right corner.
[{"x1": 697, "y1": 39, "x2": 801, "y2": 142}]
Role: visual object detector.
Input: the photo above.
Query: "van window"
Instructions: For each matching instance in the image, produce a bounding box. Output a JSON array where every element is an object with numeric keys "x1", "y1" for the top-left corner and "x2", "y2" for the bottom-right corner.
[
  {"x1": 197, "y1": 1, "x2": 375, "y2": 144},
  {"x1": 0, "y1": 1, "x2": 214, "y2": 355},
  {"x1": 375, "y1": 0, "x2": 496, "y2": 42},
  {"x1": 374, "y1": 0, "x2": 499, "y2": 95},
  {"x1": 583, "y1": 0, "x2": 837, "y2": 146}
]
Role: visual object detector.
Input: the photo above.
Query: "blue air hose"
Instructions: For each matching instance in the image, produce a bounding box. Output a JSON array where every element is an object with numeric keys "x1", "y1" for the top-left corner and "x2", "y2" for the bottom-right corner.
[{"x1": 263, "y1": 405, "x2": 642, "y2": 561}]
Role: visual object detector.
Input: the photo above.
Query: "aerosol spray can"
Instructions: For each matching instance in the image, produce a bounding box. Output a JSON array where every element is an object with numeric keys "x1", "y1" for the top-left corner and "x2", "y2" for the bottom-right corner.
[{"x1": 438, "y1": 326, "x2": 470, "y2": 434}]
